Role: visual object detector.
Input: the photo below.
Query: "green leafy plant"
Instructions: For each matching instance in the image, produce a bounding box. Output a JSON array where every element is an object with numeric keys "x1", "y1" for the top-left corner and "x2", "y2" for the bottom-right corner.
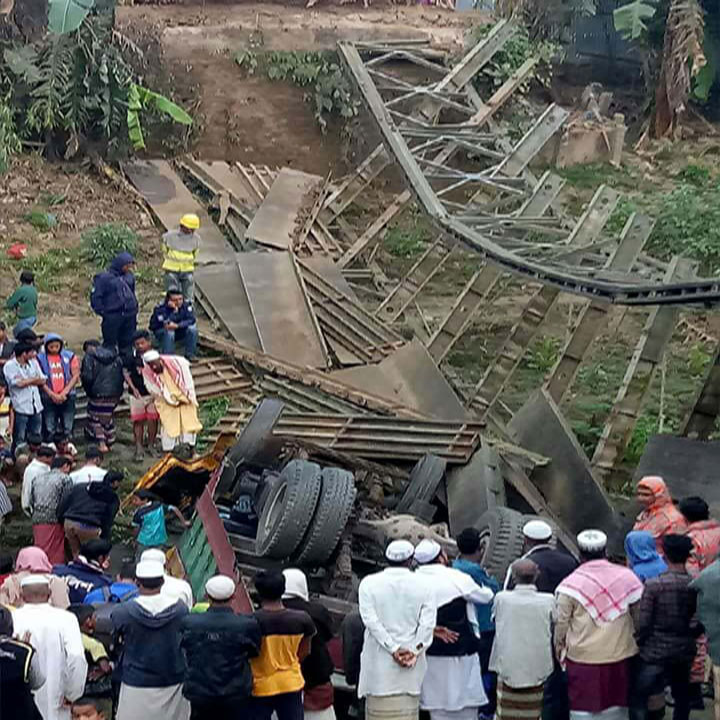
[
  {"x1": 23, "y1": 209, "x2": 57, "y2": 231},
  {"x1": 197, "y1": 396, "x2": 230, "y2": 452},
  {"x1": 235, "y1": 50, "x2": 358, "y2": 131},
  {"x1": 526, "y1": 336, "x2": 561, "y2": 374},
  {"x1": 675, "y1": 163, "x2": 710, "y2": 186},
  {"x1": 48, "y1": 0, "x2": 96, "y2": 34},
  {"x1": 613, "y1": 0, "x2": 657, "y2": 40},
  {"x1": 127, "y1": 83, "x2": 193, "y2": 150},
  {"x1": 624, "y1": 413, "x2": 658, "y2": 465},
  {"x1": 81, "y1": 222, "x2": 138, "y2": 268},
  {"x1": 0, "y1": 95, "x2": 20, "y2": 174}
]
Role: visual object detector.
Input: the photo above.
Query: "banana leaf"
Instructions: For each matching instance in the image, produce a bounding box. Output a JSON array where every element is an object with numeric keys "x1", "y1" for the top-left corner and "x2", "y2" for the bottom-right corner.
[
  {"x1": 613, "y1": 0, "x2": 656, "y2": 40},
  {"x1": 48, "y1": 0, "x2": 95, "y2": 34},
  {"x1": 126, "y1": 83, "x2": 192, "y2": 151}
]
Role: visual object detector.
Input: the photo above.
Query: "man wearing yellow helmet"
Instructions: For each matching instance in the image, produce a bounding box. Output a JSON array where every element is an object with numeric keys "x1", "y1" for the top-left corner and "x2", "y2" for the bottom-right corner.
[{"x1": 162, "y1": 214, "x2": 201, "y2": 303}]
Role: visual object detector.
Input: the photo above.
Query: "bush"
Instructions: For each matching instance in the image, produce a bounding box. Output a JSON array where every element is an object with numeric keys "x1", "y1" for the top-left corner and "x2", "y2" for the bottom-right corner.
[{"x1": 81, "y1": 223, "x2": 139, "y2": 268}]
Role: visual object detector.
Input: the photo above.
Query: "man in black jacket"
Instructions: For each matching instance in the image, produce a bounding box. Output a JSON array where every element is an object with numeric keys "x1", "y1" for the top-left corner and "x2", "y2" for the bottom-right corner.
[
  {"x1": 180, "y1": 575, "x2": 261, "y2": 720},
  {"x1": 58, "y1": 471, "x2": 122, "y2": 557}
]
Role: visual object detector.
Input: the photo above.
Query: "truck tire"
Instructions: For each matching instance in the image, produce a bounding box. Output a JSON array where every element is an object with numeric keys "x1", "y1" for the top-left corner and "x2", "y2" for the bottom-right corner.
[
  {"x1": 395, "y1": 454, "x2": 447, "y2": 521},
  {"x1": 296, "y1": 467, "x2": 357, "y2": 566},
  {"x1": 475, "y1": 507, "x2": 526, "y2": 584},
  {"x1": 255, "y1": 459, "x2": 322, "y2": 559}
]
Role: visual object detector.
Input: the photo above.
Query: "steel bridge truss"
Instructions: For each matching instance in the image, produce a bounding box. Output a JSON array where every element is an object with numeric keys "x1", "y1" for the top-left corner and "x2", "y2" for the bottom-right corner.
[{"x1": 338, "y1": 32, "x2": 720, "y2": 306}]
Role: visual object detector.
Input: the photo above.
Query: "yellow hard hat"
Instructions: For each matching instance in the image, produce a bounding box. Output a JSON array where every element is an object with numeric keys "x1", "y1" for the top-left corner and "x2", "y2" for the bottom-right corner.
[{"x1": 180, "y1": 213, "x2": 200, "y2": 230}]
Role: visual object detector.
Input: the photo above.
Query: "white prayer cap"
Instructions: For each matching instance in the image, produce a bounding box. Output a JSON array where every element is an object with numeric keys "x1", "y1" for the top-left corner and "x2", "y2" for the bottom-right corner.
[
  {"x1": 20, "y1": 574, "x2": 50, "y2": 588},
  {"x1": 140, "y1": 548, "x2": 167, "y2": 567},
  {"x1": 282, "y1": 569, "x2": 309, "y2": 602},
  {"x1": 385, "y1": 539, "x2": 414, "y2": 563},
  {"x1": 523, "y1": 519, "x2": 553, "y2": 541},
  {"x1": 577, "y1": 529, "x2": 607, "y2": 552},
  {"x1": 142, "y1": 350, "x2": 161, "y2": 364},
  {"x1": 135, "y1": 560, "x2": 165, "y2": 580},
  {"x1": 205, "y1": 575, "x2": 236, "y2": 601},
  {"x1": 414, "y1": 539, "x2": 442, "y2": 565}
]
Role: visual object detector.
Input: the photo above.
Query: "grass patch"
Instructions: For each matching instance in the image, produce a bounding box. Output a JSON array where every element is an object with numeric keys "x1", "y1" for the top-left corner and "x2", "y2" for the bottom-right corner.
[
  {"x1": 23, "y1": 209, "x2": 57, "y2": 232},
  {"x1": 558, "y1": 163, "x2": 638, "y2": 191},
  {"x1": 196, "y1": 396, "x2": 230, "y2": 452},
  {"x1": 81, "y1": 223, "x2": 139, "y2": 269}
]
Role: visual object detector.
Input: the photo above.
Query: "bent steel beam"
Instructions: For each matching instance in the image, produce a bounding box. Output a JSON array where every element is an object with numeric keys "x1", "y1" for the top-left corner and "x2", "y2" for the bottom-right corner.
[{"x1": 338, "y1": 41, "x2": 720, "y2": 306}]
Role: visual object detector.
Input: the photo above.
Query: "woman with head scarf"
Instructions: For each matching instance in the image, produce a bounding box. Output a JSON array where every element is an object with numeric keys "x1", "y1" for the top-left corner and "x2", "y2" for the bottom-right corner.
[
  {"x1": 282, "y1": 568, "x2": 336, "y2": 720},
  {"x1": 0, "y1": 546, "x2": 70, "y2": 608},
  {"x1": 634, "y1": 476, "x2": 688, "y2": 553},
  {"x1": 625, "y1": 530, "x2": 668, "y2": 582}
]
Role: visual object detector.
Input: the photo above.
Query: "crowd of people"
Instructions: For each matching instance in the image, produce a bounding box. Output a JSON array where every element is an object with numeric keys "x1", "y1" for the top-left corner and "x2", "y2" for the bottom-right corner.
[
  {"x1": 0, "y1": 472, "x2": 719, "y2": 720},
  {"x1": 0, "y1": 213, "x2": 204, "y2": 478},
  {"x1": 1, "y1": 211, "x2": 720, "y2": 720}
]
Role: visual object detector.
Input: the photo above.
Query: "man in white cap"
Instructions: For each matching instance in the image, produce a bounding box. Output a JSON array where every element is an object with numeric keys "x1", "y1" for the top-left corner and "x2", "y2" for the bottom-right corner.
[
  {"x1": 504, "y1": 519, "x2": 578, "y2": 594},
  {"x1": 180, "y1": 575, "x2": 262, "y2": 719},
  {"x1": 358, "y1": 539, "x2": 437, "y2": 720},
  {"x1": 111, "y1": 560, "x2": 190, "y2": 720},
  {"x1": 414, "y1": 538, "x2": 494, "y2": 720},
  {"x1": 141, "y1": 350, "x2": 201, "y2": 456},
  {"x1": 140, "y1": 548, "x2": 194, "y2": 609},
  {"x1": 554, "y1": 530, "x2": 643, "y2": 720},
  {"x1": 12, "y1": 574, "x2": 87, "y2": 720}
]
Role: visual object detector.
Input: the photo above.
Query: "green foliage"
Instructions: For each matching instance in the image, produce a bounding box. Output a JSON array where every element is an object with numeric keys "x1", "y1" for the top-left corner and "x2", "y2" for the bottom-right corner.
[
  {"x1": 196, "y1": 396, "x2": 230, "y2": 452},
  {"x1": 48, "y1": 0, "x2": 96, "y2": 35},
  {"x1": 80, "y1": 222, "x2": 138, "y2": 268},
  {"x1": 234, "y1": 50, "x2": 358, "y2": 131},
  {"x1": 384, "y1": 212, "x2": 432, "y2": 258},
  {"x1": 558, "y1": 163, "x2": 637, "y2": 190},
  {"x1": 1, "y1": 14, "x2": 192, "y2": 158},
  {"x1": 613, "y1": 0, "x2": 657, "y2": 40},
  {"x1": 624, "y1": 413, "x2": 658, "y2": 465},
  {"x1": 127, "y1": 83, "x2": 192, "y2": 150},
  {"x1": 470, "y1": 25, "x2": 557, "y2": 90},
  {"x1": 606, "y1": 197, "x2": 639, "y2": 237},
  {"x1": 687, "y1": 342, "x2": 711, "y2": 376},
  {"x1": 675, "y1": 163, "x2": 710, "y2": 186},
  {"x1": 0, "y1": 95, "x2": 21, "y2": 174},
  {"x1": 21, "y1": 248, "x2": 82, "y2": 291},
  {"x1": 525, "y1": 336, "x2": 561, "y2": 374},
  {"x1": 649, "y1": 183, "x2": 720, "y2": 272},
  {"x1": 23, "y1": 209, "x2": 57, "y2": 231}
]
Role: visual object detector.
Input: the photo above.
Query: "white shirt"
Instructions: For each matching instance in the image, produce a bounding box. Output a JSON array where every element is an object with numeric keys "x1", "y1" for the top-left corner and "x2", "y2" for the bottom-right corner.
[
  {"x1": 489, "y1": 585, "x2": 554, "y2": 688},
  {"x1": 3, "y1": 357, "x2": 45, "y2": 415},
  {"x1": 415, "y1": 563, "x2": 495, "y2": 610},
  {"x1": 161, "y1": 574, "x2": 193, "y2": 608},
  {"x1": 358, "y1": 567, "x2": 436, "y2": 698},
  {"x1": 21, "y1": 458, "x2": 52, "y2": 515},
  {"x1": 12, "y1": 603, "x2": 87, "y2": 720},
  {"x1": 69, "y1": 464, "x2": 107, "y2": 485}
]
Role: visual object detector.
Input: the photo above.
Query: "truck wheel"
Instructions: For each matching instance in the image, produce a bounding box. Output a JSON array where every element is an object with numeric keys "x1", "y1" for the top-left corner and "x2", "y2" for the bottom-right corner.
[
  {"x1": 475, "y1": 507, "x2": 526, "y2": 584},
  {"x1": 395, "y1": 454, "x2": 447, "y2": 522},
  {"x1": 296, "y1": 467, "x2": 357, "y2": 566},
  {"x1": 255, "y1": 459, "x2": 322, "y2": 558}
]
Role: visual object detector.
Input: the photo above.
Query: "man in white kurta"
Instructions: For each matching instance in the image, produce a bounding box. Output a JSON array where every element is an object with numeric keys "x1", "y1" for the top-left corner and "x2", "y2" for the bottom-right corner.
[
  {"x1": 12, "y1": 574, "x2": 87, "y2": 720},
  {"x1": 358, "y1": 540, "x2": 437, "y2": 720},
  {"x1": 414, "y1": 539, "x2": 494, "y2": 720}
]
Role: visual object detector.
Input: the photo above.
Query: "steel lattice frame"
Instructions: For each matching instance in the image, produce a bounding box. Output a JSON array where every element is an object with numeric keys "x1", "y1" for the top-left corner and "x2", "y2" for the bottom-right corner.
[{"x1": 338, "y1": 34, "x2": 720, "y2": 306}]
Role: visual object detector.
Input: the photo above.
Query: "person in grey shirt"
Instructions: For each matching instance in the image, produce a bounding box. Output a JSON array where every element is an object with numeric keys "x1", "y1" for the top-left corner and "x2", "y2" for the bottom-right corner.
[{"x1": 3, "y1": 343, "x2": 46, "y2": 452}]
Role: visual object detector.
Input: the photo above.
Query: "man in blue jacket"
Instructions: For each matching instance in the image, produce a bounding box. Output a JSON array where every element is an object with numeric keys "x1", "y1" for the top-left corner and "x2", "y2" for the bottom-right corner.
[
  {"x1": 90, "y1": 252, "x2": 138, "y2": 360},
  {"x1": 112, "y1": 560, "x2": 190, "y2": 720},
  {"x1": 149, "y1": 290, "x2": 198, "y2": 361}
]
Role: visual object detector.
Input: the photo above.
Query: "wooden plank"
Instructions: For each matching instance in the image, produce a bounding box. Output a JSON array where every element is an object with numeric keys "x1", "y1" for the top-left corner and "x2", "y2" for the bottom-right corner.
[
  {"x1": 337, "y1": 190, "x2": 411, "y2": 268},
  {"x1": 426, "y1": 265, "x2": 502, "y2": 362},
  {"x1": 544, "y1": 214, "x2": 654, "y2": 403},
  {"x1": 591, "y1": 257, "x2": 694, "y2": 481},
  {"x1": 681, "y1": 343, "x2": 720, "y2": 440},
  {"x1": 236, "y1": 252, "x2": 329, "y2": 369},
  {"x1": 375, "y1": 237, "x2": 452, "y2": 322},
  {"x1": 246, "y1": 168, "x2": 323, "y2": 251},
  {"x1": 122, "y1": 159, "x2": 233, "y2": 265}
]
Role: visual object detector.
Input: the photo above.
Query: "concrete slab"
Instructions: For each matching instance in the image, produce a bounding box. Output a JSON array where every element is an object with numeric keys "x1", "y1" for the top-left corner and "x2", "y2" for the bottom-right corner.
[
  {"x1": 634, "y1": 434, "x2": 720, "y2": 520},
  {"x1": 331, "y1": 339, "x2": 469, "y2": 420},
  {"x1": 302, "y1": 257, "x2": 358, "y2": 302},
  {"x1": 123, "y1": 159, "x2": 233, "y2": 265},
  {"x1": 237, "y1": 252, "x2": 329, "y2": 369},
  {"x1": 246, "y1": 168, "x2": 322, "y2": 251},
  {"x1": 509, "y1": 388, "x2": 625, "y2": 555}
]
